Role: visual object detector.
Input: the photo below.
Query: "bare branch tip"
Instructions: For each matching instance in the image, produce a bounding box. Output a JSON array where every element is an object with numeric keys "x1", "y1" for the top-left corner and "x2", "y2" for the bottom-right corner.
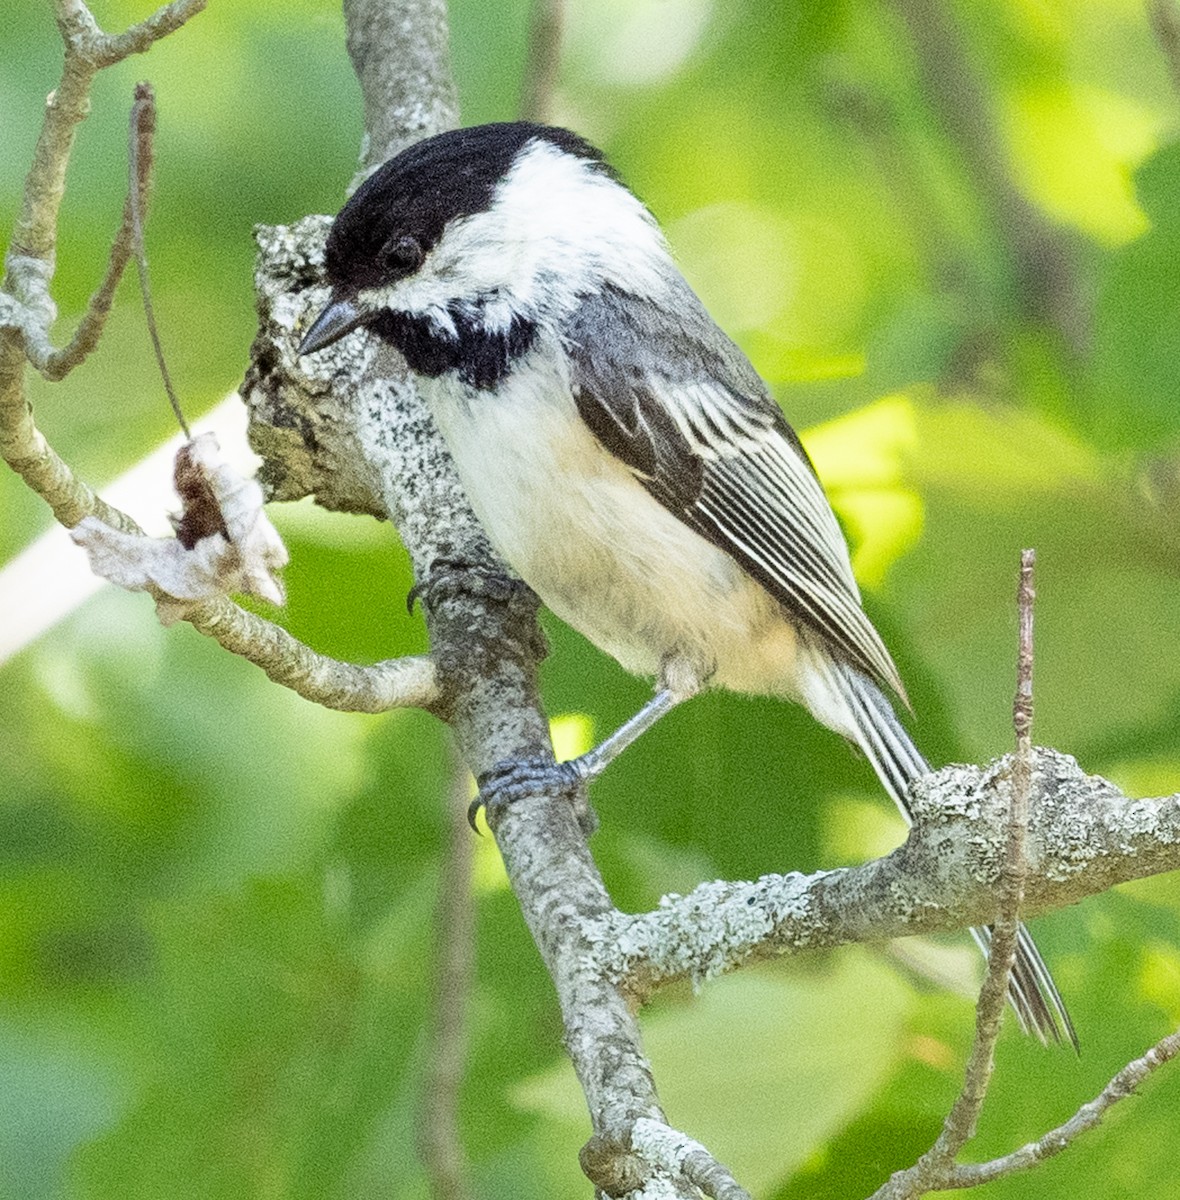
[
  {"x1": 1014, "y1": 549, "x2": 1036, "y2": 751},
  {"x1": 93, "y1": 0, "x2": 208, "y2": 68}
]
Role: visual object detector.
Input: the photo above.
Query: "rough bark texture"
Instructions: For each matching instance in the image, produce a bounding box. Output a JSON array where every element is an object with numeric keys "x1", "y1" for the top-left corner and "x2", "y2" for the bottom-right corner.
[
  {"x1": 347, "y1": 0, "x2": 459, "y2": 179},
  {"x1": 240, "y1": 3, "x2": 693, "y2": 1193},
  {"x1": 598, "y1": 749, "x2": 1180, "y2": 995}
]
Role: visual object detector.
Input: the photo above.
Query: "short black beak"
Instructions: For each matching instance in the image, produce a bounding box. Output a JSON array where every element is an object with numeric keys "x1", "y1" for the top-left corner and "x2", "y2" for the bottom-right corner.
[{"x1": 298, "y1": 295, "x2": 366, "y2": 355}]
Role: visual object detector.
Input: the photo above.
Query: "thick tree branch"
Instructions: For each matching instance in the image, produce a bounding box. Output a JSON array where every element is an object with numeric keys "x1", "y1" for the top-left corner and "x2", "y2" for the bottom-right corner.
[
  {"x1": 9, "y1": 5, "x2": 1179, "y2": 1198},
  {"x1": 519, "y1": 0, "x2": 564, "y2": 123},
  {"x1": 347, "y1": 0, "x2": 459, "y2": 180},
  {"x1": 248, "y1": 8, "x2": 1180, "y2": 1198},
  {"x1": 598, "y1": 750, "x2": 1180, "y2": 996},
  {"x1": 245, "y1": 4, "x2": 730, "y2": 1193},
  {"x1": 248, "y1": 202, "x2": 711, "y2": 1187}
]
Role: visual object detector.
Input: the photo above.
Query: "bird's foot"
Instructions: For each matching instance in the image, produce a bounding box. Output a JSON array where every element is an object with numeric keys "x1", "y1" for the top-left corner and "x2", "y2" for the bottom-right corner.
[
  {"x1": 471, "y1": 756, "x2": 596, "y2": 835},
  {"x1": 407, "y1": 556, "x2": 538, "y2": 616}
]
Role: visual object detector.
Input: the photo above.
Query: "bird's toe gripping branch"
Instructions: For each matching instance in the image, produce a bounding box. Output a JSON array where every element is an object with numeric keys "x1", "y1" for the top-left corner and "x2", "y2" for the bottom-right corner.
[
  {"x1": 471, "y1": 756, "x2": 586, "y2": 831},
  {"x1": 407, "y1": 556, "x2": 539, "y2": 617}
]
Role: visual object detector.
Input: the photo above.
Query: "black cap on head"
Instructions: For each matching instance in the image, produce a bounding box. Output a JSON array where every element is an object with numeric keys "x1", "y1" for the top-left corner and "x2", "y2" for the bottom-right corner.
[{"x1": 324, "y1": 122, "x2": 611, "y2": 291}]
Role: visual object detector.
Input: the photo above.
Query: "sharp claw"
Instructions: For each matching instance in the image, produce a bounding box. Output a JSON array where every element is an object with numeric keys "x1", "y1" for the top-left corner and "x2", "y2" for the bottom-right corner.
[
  {"x1": 405, "y1": 580, "x2": 425, "y2": 615},
  {"x1": 467, "y1": 795, "x2": 485, "y2": 833}
]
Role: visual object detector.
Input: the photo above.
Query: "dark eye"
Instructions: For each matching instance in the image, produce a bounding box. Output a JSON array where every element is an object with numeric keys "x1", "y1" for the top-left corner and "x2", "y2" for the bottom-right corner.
[{"x1": 381, "y1": 234, "x2": 424, "y2": 276}]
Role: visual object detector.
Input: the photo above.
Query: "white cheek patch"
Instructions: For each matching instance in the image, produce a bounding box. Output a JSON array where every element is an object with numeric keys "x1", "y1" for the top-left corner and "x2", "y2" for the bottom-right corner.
[{"x1": 374, "y1": 138, "x2": 673, "y2": 323}]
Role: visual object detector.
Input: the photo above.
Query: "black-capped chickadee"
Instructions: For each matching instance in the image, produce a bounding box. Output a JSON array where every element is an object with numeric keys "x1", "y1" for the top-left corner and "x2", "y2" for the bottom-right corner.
[{"x1": 299, "y1": 122, "x2": 1075, "y2": 1047}]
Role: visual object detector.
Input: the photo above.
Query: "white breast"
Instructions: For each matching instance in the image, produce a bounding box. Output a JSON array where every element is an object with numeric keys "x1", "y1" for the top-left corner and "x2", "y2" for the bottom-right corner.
[{"x1": 422, "y1": 346, "x2": 806, "y2": 700}]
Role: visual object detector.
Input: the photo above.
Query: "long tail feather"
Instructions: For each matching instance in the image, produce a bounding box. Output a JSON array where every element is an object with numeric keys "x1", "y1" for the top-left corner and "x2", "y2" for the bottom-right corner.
[{"x1": 828, "y1": 661, "x2": 1077, "y2": 1050}]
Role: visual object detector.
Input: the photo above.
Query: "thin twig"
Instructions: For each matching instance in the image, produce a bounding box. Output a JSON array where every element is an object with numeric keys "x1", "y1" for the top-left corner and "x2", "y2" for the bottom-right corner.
[
  {"x1": 945, "y1": 1027, "x2": 1180, "y2": 1187},
  {"x1": 1014, "y1": 551, "x2": 1036, "y2": 757},
  {"x1": 93, "y1": 0, "x2": 208, "y2": 67},
  {"x1": 868, "y1": 552, "x2": 1037, "y2": 1200},
  {"x1": 878, "y1": 1017, "x2": 1180, "y2": 1194},
  {"x1": 126, "y1": 82, "x2": 190, "y2": 437},
  {"x1": 519, "y1": 0, "x2": 564, "y2": 123},
  {"x1": 3, "y1": 3, "x2": 202, "y2": 370},
  {"x1": 7, "y1": 0, "x2": 202, "y2": 274},
  {"x1": 37, "y1": 84, "x2": 157, "y2": 381},
  {"x1": 183, "y1": 599, "x2": 444, "y2": 713},
  {"x1": 946, "y1": 550, "x2": 1036, "y2": 1132},
  {"x1": 5, "y1": 51, "x2": 96, "y2": 278},
  {"x1": 417, "y1": 743, "x2": 476, "y2": 1200},
  {"x1": 2, "y1": 2, "x2": 446, "y2": 719},
  {"x1": 942, "y1": 551, "x2": 1037, "y2": 1140}
]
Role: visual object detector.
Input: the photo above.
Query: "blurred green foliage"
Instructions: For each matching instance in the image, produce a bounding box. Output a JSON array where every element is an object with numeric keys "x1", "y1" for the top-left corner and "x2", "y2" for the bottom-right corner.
[{"x1": 3, "y1": 0, "x2": 1180, "y2": 1196}]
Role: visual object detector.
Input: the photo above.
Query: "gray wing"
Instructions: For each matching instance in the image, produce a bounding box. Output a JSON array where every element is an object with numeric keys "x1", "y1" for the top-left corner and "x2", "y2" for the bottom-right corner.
[{"x1": 563, "y1": 280, "x2": 904, "y2": 697}]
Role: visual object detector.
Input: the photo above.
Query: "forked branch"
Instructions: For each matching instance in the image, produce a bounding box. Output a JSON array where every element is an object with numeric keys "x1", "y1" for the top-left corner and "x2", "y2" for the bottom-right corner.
[{"x1": 1, "y1": 0, "x2": 441, "y2": 717}]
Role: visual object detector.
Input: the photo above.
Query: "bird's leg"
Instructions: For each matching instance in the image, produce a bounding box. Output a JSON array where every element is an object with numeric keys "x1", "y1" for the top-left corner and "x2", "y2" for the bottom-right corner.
[
  {"x1": 472, "y1": 686, "x2": 690, "y2": 831},
  {"x1": 569, "y1": 687, "x2": 682, "y2": 781}
]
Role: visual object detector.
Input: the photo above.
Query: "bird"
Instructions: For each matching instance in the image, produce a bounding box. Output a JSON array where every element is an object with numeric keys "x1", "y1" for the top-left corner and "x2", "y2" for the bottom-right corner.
[{"x1": 298, "y1": 120, "x2": 1076, "y2": 1047}]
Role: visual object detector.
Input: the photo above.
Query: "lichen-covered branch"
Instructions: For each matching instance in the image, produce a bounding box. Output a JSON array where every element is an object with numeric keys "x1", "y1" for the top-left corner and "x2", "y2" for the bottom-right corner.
[
  {"x1": 8, "y1": 5, "x2": 1180, "y2": 1199},
  {"x1": 184, "y1": 596, "x2": 442, "y2": 713},
  {"x1": 248, "y1": 5, "x2": 734, "y2": 1194},
  {"x1": 596, "y1": 750, "x2": 1180, "y2": 996},
  {"x1": 250, "y1": 8, "x2": 1180, "y2": 1199}
]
